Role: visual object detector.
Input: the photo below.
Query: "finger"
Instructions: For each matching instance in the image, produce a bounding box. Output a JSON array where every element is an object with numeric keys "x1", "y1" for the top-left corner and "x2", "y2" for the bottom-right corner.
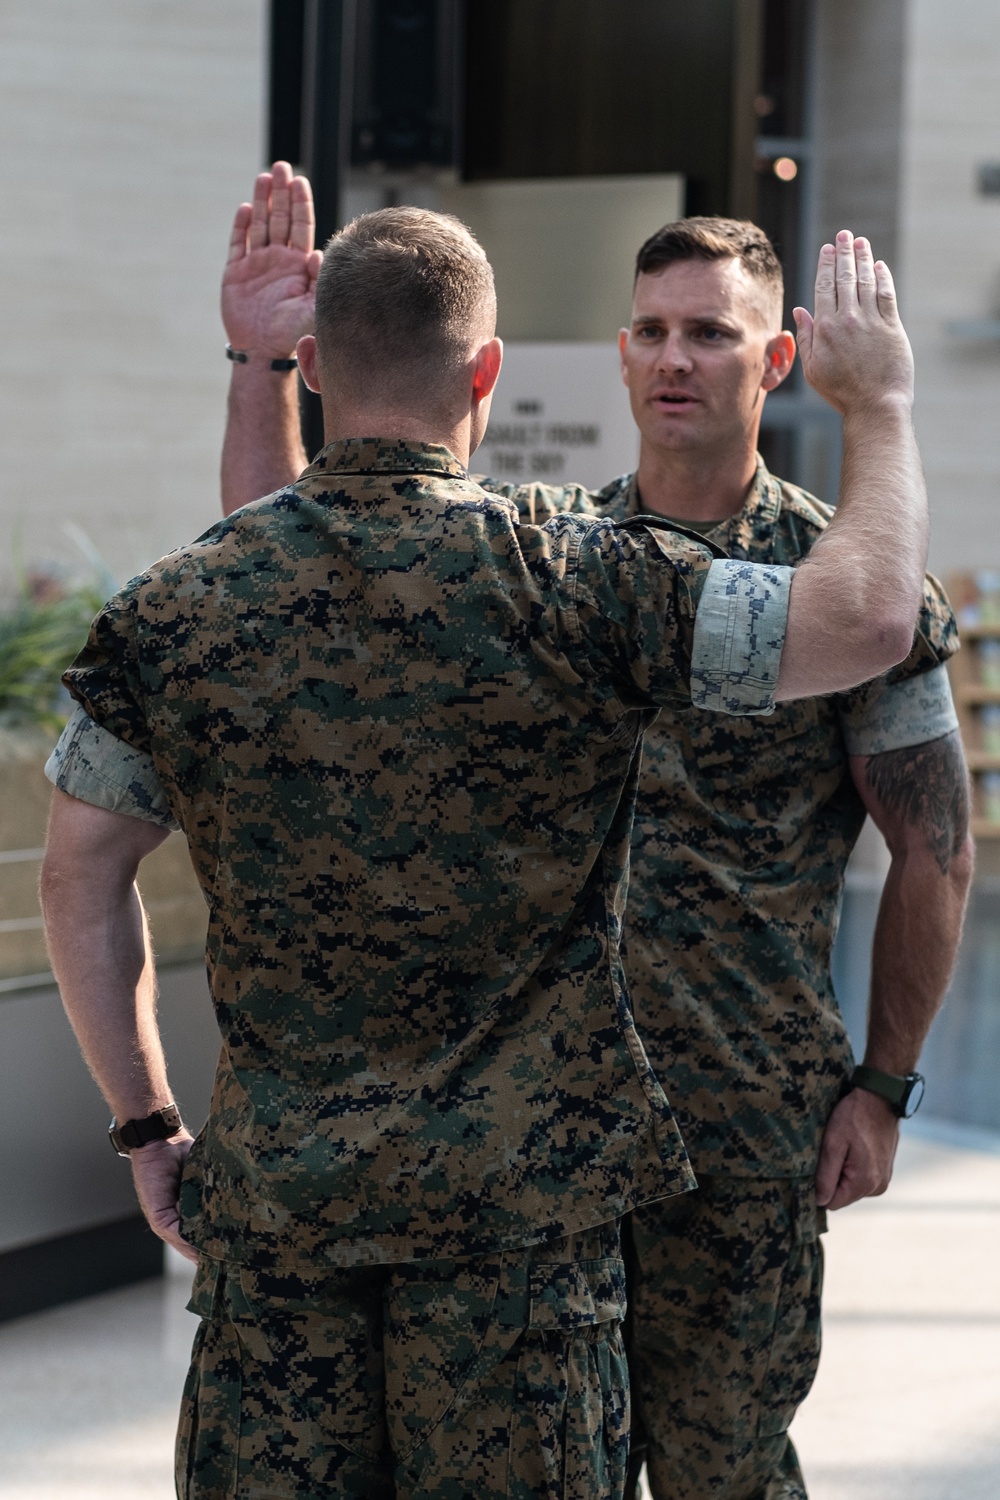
[
  {"x1": 305, "y1": 247, "x2": 323, "y2": 287},
  {"x1": 834, "y1": 229, "x2": 857, "y2": 306},
  {"x1": 227, "y1": 202, "x2": 252, "y2": 263},
  {"x1": 813, "y1": 243, "x2": 836, "y2": 317},
  {"x1": 150, "y1": 1207, "x2": 199, "y2": 1262},
  {"x1": 289, "y1": 175, "x2": 316, "y2": 254},
  {"x1": 854, "y1": 236, "x2": 877, "y2": 310},
  {"x1": 874, "y1": 259, "x2": 899, "y2": 322},
  {"x1": 248, "y1": 171, "x2": 273, "y2": 251},
  {"x1": 269, "y1": 160, "x2": 293, "y2": 246},
  {"x1": 825, "y1": 1176, "x2": 865, "y2": 1212},
  {"x1": 814, "y1": 1131, "x2": 846, "y2": 1207}
]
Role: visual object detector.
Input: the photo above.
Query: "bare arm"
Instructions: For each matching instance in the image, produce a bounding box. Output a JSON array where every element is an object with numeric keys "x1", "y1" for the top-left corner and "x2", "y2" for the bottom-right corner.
[
  {"x1": 40, "y1": 789, "x2": 197, "y2": 1260},
  {"x1": 816, "y1": 730, "x2": 974, "y2": 1210},
  {"x1": 220, "y1": 162, "x2": 319, "y2": 514},
  {"x1": 775, "y1": 233, "x2": 928, "y2": 701}
]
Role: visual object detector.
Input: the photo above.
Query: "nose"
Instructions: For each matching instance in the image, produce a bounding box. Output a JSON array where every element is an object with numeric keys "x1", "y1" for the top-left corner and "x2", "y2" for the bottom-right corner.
[{"x1": 656, "y1": 331, "x2": 694, "y2": 374}]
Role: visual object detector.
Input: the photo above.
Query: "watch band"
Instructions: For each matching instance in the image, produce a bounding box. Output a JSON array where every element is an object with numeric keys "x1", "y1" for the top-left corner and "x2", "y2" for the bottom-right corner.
[
  {"x1": 225, "y1": 343, "x2": 298, "y2": 372},
  {"x1": 109, "y1": 1103, "x2": 183, "y2": 1156},
  {"x1": 850, "y1": 1065, "x2": 926, "y2": 1119}
]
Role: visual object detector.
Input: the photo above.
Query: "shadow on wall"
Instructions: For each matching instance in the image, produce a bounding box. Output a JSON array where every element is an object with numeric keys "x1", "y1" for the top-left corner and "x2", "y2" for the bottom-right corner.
[{"x1": 833, "y1": 884, "x2": 1000, "y2": 1134}]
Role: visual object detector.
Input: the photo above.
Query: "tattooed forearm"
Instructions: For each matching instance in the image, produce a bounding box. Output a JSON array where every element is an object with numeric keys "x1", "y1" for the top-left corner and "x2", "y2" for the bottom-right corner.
[{"x1": 865, "y1": 730, "x2": 970, "y2": 875}]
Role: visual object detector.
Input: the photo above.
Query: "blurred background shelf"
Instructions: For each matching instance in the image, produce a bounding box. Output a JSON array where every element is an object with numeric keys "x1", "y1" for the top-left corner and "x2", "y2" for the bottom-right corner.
[{"x1": 948, "y1": 573, "x2": 1000, "y2": 839}]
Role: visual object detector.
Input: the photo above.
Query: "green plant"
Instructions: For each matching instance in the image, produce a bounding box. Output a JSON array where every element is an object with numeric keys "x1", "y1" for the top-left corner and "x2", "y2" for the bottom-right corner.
[{"x1": 0, "y1": 584, "x2": 104, "y2": 731}]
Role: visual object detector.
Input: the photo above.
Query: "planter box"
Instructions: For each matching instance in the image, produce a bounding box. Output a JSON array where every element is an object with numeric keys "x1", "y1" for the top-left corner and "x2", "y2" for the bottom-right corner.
[{"x1": 0, "y1": 728, "x2": 207, "y2": 983}]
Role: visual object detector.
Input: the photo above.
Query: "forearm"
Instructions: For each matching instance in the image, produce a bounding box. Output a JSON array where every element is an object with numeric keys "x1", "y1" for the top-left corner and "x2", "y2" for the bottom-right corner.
[
  {"x1": 817, "y1": 729, "x2": 971, "y2": 1209},
  {"x1": 777, "y1": 401, "x2": 928, "y2": 699},
  {"x1": 221, "y1": 363, "x2": 307, "y2": 515},
  {"x1": 823, "y1": 400, "x2": 927, "y2": 645},
  {"x1": 863, "y1": 835, "x2": 974, "y2": 1071},
  {"x1": 42, "y1": 871, "x2": 170, "y2": 1120}
]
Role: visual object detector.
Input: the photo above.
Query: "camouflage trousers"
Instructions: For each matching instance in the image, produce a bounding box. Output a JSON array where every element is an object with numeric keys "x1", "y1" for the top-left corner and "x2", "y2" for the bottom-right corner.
[
  {"x1": 624, "y1": 1176, "x2": 825, "y2": 1500},
  {"x1": 176, "y1": 1220, "x2": 628, "y2": 1499}
]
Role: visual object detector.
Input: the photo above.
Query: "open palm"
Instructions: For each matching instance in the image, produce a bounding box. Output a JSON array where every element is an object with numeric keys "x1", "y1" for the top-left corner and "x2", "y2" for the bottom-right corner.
[{"x1": 221, "y1": 161, "x2": 322, "y2": 358}]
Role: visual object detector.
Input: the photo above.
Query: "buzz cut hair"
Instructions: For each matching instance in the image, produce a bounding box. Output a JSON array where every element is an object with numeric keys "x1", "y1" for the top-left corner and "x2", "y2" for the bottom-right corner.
[
  {"x1": 314, "y1": 207, "x2": 496, "y2": 404},
  {"x1": 635, "y1": 217, "x2": 784, "y2": 318}
]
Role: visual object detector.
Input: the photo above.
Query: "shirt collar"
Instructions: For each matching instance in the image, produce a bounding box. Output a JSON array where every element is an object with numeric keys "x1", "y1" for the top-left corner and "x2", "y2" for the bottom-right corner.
[
  {"x1": 623, "y1": 453, "x2": 782, "y2": 552},
  {"x1": 300, "y1": 438, "x2": 470, "y2": 485}
]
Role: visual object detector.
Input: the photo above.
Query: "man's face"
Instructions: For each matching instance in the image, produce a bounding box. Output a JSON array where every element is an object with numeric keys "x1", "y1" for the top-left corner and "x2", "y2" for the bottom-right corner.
[{"x1": 619, "y1": 257, "x2": 789, "y2": 458}]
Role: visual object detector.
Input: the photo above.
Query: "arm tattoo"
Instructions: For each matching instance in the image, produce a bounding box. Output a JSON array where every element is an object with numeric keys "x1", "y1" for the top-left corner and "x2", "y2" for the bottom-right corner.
[{"x1": 865, "y1": 730, "x2": 970, "y2": 875}]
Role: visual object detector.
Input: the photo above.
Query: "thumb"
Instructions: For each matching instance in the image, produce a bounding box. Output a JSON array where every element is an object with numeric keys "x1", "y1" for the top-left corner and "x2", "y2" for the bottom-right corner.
[
  {"x1": 792, "y1": 306, "x2": 813, "y2": 361},
  {"x1": 306, "y1": 249, "x2": 323, "y2": 287}
]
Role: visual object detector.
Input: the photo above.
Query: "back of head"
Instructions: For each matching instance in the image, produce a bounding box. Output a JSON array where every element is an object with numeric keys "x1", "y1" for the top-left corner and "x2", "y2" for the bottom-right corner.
[
  {"x1": 314, "y1": 207, "x2": 496, "y2": 413},
  {"x1": 635, "y1": 217, "x2": 784, "y2": 326}
]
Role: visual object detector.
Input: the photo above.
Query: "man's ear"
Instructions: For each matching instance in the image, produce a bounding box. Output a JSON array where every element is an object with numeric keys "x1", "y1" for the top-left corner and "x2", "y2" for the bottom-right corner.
[
  {"x1": 762, "y1": 331, "x2": 796, "y2": 391},
  {"x1": 471, "y1": 337, "x2": 503, "y2": 405},
  {"x1": 618, "y1": 328, "x2": 630, "y2": 386},
  {"x1": 297, "y1": 335, "x2": 321, "y2": 393}
]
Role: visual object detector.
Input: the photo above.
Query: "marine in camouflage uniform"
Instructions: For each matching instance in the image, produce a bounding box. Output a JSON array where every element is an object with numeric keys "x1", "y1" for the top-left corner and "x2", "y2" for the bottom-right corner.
[
  {"x1": 47, "y1": 437, "x2": 797, "y2": 1499},
  {"x1": 481, "y1": 458, "x2": 960, "y2": 1499}
]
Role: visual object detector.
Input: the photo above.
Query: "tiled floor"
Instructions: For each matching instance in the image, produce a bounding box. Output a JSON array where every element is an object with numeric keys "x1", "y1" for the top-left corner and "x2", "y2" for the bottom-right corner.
[
  {"x1": 2, "y1": 1130, "x2": 999, "y2": 1499},
  {"x1": 0, "y1": 1251, "x2": 196, "y2": 1499}
]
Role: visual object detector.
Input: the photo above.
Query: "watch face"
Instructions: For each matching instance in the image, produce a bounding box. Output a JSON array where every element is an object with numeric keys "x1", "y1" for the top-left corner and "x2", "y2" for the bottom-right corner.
[{"x1": 902, "y1": 1074, "x2": 926, "y2": 1119}]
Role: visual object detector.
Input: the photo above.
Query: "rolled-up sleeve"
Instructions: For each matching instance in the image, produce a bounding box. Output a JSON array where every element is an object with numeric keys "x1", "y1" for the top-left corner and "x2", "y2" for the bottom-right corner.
[
  {"x1": 839, "y1": 662, "x2": 959, "y2": 755},
  {"x1": 45, "y1": 703, "x2": 178, "y2": 829},
  {"x1": 690, "y1": 559, "x2": 792, "y2": 715}
]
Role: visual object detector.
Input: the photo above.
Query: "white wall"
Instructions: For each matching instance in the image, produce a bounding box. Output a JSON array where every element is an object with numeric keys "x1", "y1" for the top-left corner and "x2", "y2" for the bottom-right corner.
[
  {"x1": 0, "y1": 0, "x2": 265, "y2": 601},
  {"x1": 897, "y1": 0, "x2": 1000, "y2": 577}
]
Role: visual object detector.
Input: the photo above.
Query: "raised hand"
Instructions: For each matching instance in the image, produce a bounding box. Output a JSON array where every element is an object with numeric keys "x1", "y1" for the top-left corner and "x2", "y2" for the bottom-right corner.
[
  {"x1": 793, "y1": 231, "x2": 914, "y2": 415},
  {"x1": 221, "y1": 160, "x2": 322, "y2": 359}
]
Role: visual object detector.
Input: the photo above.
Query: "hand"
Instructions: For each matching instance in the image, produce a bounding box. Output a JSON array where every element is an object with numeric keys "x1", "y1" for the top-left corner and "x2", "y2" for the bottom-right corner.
[
  {"x1": 221, "y1": 160, "x2": 323, "y2": 358},
  {"x1": 815, "y1": 1087, "x2": 900, "y2": 1211},
  {"x1": 129, "y1": 1133, "x2": 199, "y2": 1264},
  {"x1": 793, "y1": 232, "x2": 914, "y2": 416}
]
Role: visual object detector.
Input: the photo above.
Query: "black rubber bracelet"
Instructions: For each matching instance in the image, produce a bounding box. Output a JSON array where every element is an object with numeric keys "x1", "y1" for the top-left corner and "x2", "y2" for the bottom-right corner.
[{"x1": 226, "y1": 344, "x2": 298, "y2": 372}]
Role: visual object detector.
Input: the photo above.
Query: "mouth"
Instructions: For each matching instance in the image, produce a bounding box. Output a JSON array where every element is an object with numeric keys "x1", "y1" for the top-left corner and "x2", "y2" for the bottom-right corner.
[{"x1": 653, "y1": 392, "x2": 700, "y2": 410}]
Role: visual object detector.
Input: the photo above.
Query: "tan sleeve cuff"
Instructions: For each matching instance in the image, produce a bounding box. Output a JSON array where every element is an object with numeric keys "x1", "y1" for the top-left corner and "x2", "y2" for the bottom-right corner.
[{"x1": 45, "y1": 704, "x2": 178, "y2": 829}]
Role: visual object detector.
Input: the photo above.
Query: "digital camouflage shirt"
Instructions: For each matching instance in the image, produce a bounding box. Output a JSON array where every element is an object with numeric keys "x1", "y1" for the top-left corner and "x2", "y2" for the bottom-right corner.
[
  {"x1": 480, "y1": 459, "x2": 959, "y2": 1176},
  {"x1": 52, "y1": 440, "x2": 795, "y2": 1269}
]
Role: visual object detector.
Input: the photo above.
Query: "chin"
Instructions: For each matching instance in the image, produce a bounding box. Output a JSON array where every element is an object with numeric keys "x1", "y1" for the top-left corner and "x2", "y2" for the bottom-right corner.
[{"x1": 645, "y1": 422, "x2": 704, "y2": 451}]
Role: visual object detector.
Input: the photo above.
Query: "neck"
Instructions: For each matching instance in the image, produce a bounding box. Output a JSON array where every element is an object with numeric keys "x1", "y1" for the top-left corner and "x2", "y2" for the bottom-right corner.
[
  {"x1": 634, "y1": 432, "x2": 760, "y2": 522},
  {"x1": 321, "y1": 405, "x2": 473, "y2": 468}
]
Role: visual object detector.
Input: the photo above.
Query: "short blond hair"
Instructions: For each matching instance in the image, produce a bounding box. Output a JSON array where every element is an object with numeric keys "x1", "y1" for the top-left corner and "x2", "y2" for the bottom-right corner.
[{"x1": 315, "y1": 207, "x2": 496, "y2": 403}]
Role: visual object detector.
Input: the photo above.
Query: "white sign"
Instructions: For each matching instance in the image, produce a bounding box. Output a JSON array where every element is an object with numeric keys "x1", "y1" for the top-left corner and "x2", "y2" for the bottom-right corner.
[
  {"x1": 439, "y1": 175, "x2": 684, "y2": 341},
  {"x1": 475, "y1": 342, "x2": 639, "y2": 492}
]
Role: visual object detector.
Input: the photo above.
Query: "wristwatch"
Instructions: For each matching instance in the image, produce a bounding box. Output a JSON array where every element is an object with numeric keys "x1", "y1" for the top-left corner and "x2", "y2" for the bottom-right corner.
[
  {"x1": 109, "y1": 1103, "x2": 184, "y2": 1157},
  {"x1": 850, "y1": 1065, "x2": 926, "y2": 1119}
]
